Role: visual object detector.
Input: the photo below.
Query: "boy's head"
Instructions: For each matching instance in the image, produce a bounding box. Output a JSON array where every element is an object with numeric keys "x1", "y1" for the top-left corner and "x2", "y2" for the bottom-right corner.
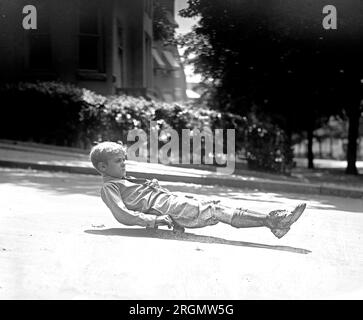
[{"x1": 90, "y1": 141, "x2": 127, "y2": 178}]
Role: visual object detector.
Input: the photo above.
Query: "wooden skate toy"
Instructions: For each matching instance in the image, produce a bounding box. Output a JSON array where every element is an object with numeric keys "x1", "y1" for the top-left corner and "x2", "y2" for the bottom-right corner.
[
  {"x1": 171, "y1": 223, "x2": 185, "y2": 234},
  {"x1": 146, "y1": 222, "x2": 185, "y2": 234}
]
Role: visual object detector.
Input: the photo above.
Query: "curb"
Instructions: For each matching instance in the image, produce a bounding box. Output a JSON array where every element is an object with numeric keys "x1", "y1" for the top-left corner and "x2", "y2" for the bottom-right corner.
[{"x1": 0, "y1": 160, "x2": 362, "y2": 199}]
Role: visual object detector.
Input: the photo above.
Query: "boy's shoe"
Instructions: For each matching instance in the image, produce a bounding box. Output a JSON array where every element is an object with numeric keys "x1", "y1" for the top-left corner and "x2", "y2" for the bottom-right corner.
[{"x1": 266, "y1": 203, "x2": 307, "y2": 239}]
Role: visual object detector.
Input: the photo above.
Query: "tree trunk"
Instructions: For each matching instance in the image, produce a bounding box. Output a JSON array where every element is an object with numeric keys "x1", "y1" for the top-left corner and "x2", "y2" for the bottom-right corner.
[
  {"x1": 345, "y1": 106, "x2": 360, "y2": 175},
  {"x1": 307, "y1": 125, "x2": 314, "y2": 169}
]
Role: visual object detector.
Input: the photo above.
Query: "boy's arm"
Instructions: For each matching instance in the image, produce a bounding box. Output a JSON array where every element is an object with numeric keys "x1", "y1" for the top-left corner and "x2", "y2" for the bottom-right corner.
[{"x1": 101, "y1": 183, "x2": 159, "y2": 228}]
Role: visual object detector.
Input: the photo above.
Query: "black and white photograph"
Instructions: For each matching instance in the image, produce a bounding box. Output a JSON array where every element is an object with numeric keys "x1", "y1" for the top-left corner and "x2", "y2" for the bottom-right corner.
[{"x1": 0, "y1": 0, "x2": 363, "y2": 303}]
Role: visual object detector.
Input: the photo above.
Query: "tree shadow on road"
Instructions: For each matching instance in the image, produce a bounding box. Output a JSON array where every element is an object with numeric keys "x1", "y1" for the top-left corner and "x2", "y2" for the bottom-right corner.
[{"x1": 84, "y1": 228, "x2": 311, "y2": 255}]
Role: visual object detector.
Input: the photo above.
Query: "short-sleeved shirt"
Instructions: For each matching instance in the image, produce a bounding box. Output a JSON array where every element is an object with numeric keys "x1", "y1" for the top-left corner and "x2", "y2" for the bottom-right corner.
[{"x1": 100, "y1": 175, "x2": 219, "y2": 228}]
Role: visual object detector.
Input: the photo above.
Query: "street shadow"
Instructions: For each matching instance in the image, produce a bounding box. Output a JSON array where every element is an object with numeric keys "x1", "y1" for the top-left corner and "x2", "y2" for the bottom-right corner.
[
  {"x1": 84, "y1": 228, "x2": 311, "y2": 255},
  {"x1": 0, "y1": 167, "x2": 101, "y2": 196}
]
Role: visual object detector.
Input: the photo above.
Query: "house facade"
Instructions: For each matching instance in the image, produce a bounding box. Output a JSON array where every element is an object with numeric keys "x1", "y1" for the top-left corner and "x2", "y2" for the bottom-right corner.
[
  {"x1": 0, "y1": 0, "x2": 185, "y2": 100},
  {"x1": 151, "y1": 0, "x2": 187, "y2": 102}
]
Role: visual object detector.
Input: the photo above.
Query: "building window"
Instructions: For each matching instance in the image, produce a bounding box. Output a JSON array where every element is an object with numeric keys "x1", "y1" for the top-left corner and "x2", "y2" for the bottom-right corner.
[
  {"x1": 78, "y1": 0, "x2": 104, "y2": 71},
  {"x1": 28, "y1": 1, "x2": 52, "y2": 70},
  {"x1": 163, "y1": 50, "x2": 180, "y2": 69},
  {"x1": 152, "y1": 48, "x2": 166, "y2": 69}
]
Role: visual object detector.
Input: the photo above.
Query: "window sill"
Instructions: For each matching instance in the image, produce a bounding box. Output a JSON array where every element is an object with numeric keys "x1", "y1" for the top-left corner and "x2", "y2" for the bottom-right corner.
[{"x1": 77, "y1": 70, "x2": 107, "y2": 81}]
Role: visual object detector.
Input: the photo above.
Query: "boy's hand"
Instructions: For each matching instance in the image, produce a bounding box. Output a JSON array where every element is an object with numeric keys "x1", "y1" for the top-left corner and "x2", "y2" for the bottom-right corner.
[
  {"x1": 146, "y1": 178, "x2": 160, "y2": 189},
  {"x1": 146, "y1": 179, "x2": 171, "y2": 194},
  {"x1": 155, "y1": 215, "x2": 173, "y2": 228}
]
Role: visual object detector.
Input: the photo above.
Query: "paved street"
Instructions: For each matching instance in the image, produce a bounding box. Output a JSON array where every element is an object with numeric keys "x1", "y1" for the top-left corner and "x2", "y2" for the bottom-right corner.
[{"x1": 1, "y1": 167, "x2": 363, "y2": 299}]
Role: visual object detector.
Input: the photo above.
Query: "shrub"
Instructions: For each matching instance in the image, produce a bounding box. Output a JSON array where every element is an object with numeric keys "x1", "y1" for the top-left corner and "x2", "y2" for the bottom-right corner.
[
  {"x1": 0, "y1": 81, "x2": 105, "y2": 148},
  {"x1": 0, "y1": 81, "x2": 294, "y2": 173},
  {"x1": 245, "y1": 119, "x2": 294, "y2": 174}
]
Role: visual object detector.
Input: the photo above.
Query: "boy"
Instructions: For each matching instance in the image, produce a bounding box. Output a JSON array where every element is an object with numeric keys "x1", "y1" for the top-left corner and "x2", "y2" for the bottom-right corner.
[{"x1": 90, "y1": 141, "x2": 306, "y2": 239}]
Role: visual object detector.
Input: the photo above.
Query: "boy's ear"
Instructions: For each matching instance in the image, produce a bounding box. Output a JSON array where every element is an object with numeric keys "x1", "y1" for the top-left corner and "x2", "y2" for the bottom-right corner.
[{"x1": 97, "y1": 161, "x2": 107, "y2": 173}]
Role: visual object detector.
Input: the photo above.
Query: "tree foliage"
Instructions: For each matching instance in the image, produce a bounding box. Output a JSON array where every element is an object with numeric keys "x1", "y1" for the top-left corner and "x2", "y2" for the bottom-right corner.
[
  {"x1": 0, "y1": 81, "x2": 293, "y2": 172},
  {"x1": 153, "y1": 0, "x2": 177, "y2": 45},
  {"x1": 179, "y1": 0, "x2": 363, "y2": 173}
]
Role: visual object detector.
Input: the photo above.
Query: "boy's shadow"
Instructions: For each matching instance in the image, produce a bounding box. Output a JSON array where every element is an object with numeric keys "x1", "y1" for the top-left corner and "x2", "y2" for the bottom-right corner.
[{"x1": 84, "y1": 228, "x2": 311, "y2": 255}]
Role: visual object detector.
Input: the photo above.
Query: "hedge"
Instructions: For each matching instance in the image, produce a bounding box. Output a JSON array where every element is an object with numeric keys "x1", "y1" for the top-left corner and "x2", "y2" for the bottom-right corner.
[{"x1": 0, "y1": 81, "x2": 293, "y2": 173}]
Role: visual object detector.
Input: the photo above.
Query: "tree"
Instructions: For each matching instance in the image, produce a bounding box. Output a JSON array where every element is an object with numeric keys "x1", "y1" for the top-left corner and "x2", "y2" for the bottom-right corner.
[
  {"x1": 153, "y1": 0, "x2": 177, "y2": 45},
  {"x1": 179, "y1": 0, "x2": 363, "y2": 173}
]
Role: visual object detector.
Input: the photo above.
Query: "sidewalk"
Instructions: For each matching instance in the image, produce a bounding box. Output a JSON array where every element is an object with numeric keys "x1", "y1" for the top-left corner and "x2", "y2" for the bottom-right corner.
[{"x1": 0, "y1": 140, "x2": 362, "y2": 199}]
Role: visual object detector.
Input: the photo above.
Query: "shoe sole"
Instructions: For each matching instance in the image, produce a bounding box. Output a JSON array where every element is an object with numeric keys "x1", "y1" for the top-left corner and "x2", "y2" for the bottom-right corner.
[
  {"x1": 271, "y1": 203, "x2": 307, "y2": 239},
  {"x1": 286, "y1": 203, "x2": 307, "y2": 225}
]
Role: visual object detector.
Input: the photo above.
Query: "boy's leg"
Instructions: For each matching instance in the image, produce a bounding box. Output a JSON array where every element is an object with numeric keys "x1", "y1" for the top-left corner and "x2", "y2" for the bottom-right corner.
[
  {"x1": 213, "y1": 204, "x2": 267, "y2": 227},
  {"x1": 213, "y1": 203, "x2": 307, "y2": 239}
]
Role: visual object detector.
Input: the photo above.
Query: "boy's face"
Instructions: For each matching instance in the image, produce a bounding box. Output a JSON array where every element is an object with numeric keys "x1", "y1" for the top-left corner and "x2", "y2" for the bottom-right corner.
[{"x1": 100, "y1": 153, "x2": 127, "y2": 178}]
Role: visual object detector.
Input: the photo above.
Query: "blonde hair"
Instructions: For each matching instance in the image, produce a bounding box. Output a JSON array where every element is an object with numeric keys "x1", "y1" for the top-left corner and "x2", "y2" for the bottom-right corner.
[{"x1": 89, "y1": 141, "x2": 127, "y2": 171}]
